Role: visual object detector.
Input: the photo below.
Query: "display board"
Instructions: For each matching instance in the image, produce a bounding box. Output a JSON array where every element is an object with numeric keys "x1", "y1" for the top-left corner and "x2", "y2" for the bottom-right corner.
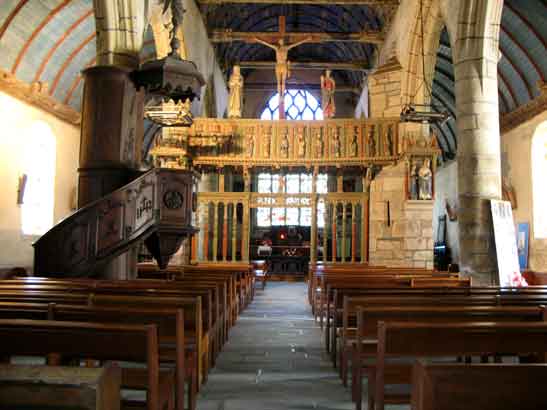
[
  {"x1": 517, "y1": 222, "x2": 530, "y2": 271},
  {"x1": 490, "y1": 200, "x2": 527, "y2": 287}
]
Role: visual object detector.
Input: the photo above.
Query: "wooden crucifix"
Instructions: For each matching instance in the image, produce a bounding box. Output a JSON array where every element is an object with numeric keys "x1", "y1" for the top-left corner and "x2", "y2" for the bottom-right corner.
[{"x1": 247, "y1": 16, "x2": 314, "y2": 119}]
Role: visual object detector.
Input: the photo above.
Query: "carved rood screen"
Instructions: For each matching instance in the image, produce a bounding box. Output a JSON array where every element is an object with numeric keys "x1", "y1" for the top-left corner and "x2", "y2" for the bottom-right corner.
[{"x1": 176, "y1": 117, "x2": 400, "y2": 167}]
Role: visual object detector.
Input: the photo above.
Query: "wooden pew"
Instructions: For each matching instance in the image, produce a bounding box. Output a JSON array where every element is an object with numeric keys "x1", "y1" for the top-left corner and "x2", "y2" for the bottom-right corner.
[
  {"x1": 0, "y1": 363, "x2": 121, "y2": 410},
  {"x1": 0, "y1": 301, "x2": 196, "y2": 410},
  {"x1": 369, "y1": 321, "x2": 547, "y2": 410},
  {"x1": 0, "y1": 280, "x2": 214, "y2": 386},
  {"x1": 349, "y1": 301, "x2": 547, "y2": 408},
  {"x1": 322, "y1": 277, "x2": 470, "y2": 357},
  {"x1": 0, "y1": 319, "x2": 175, "y2": 410},
  {"x1": 411, "y1": 360, "x2": 547, "y2": 410}
]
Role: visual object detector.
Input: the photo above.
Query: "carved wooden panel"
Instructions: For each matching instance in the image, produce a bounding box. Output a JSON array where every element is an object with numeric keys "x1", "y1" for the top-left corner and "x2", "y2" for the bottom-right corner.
[
  {"x1": 170, "y1": 118, "x2": 401, "y2": 167},
  {"x1": 34, "y1": 169, "x2": 196, "y2": 276}
]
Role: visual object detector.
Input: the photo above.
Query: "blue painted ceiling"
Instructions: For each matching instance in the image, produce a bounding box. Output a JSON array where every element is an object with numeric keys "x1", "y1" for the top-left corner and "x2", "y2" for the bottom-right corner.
[
  {"x1": 0, "y1": 0, "x2": 544, "y2": 160},
  {"x1": 432, "y1": 0, "x2": 546, "y2": 160}
]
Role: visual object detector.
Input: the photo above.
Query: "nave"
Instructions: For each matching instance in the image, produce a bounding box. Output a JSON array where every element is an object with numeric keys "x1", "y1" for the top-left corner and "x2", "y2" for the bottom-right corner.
[{"x1": 197, "y1": 282, "x2": 361, "y2": 410}]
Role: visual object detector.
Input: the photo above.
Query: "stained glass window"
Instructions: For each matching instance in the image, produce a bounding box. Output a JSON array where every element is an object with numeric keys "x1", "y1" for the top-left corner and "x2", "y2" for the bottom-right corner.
[
  {"x1": 256, "y1": 173, "x2": 328, "y2": 226},
  {"x1": 260, "y1": 90, "x2": 324, "y2": 120}
]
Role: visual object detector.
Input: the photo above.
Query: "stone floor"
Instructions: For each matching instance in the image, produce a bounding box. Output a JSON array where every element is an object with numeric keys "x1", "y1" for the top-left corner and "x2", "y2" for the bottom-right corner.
[{"x1": 196, "y1": 282, "x2": 408, "y2": 410}]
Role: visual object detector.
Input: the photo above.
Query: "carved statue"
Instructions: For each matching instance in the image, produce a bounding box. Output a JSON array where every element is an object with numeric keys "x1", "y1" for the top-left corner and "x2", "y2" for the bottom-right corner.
[
  {"x1": 253, "y1": 37, "x2": 312, "y2": 97},
  {"x1": 297, "y1": 128, "x2": 306, "y2": 157},
  {"x1": 364, "y1": 167, "x2": 373, "y2": 193},
  {"x1": 368, "y1": 126, "x2": 376, "y2": 157},
  {"x1": 263, "y1": 126, "x2": 272, "y2": 157},
  {"x1": 162, "y1": 0, "x2": 186, "y2": 56},
  {"x1": 247, "y1": 131, "x2": 255, "y2": 157},
  {"x1": 418, "y1": 158, "x2": 432, "y2": 200},
  {"x1": 228, "y1": 65, "x2": 244, "y2": 118},
  {"x1": 409, "y1": 161, "x2": 419, "y2": 200},
  {"x1": 320, "y1": 70, "x2": 336, "y2": 118},
  {"x1": 280, "y1": 129, "x2": 289, "y2": 158},
  {"x1": 350, "y1": 133, "x2": 358, "y2": 157},
  {"x1": 314, "y1": 129, "x2": 324, "y2": 157},
  {"x1": 332, "y1": 128, "x2": 341, "y2": 157},
  {"x1": 386, "y1": 125, "x2": 394, "y2": 156}
]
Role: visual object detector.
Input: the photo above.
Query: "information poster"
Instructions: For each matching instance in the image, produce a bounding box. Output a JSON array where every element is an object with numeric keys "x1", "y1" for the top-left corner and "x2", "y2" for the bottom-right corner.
[
  {"x1": 490, "y1": 200, "x2": 528, "y2": 287},
  {"x1": 517, "y1": 222, "x2": 530, "y2": 271}
]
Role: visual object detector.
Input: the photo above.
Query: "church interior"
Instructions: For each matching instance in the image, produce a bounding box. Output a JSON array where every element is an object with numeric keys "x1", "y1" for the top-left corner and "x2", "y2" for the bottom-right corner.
[{"x1": 0, "y1": 0, "x2": 546, "y2": 409}]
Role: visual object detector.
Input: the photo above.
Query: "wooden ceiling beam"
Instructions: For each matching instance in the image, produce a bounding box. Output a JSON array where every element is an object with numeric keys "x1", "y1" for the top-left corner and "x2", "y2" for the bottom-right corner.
[
  {"x1": 200, "y1": 0, "x2": 398, "y2": 5},
  {"x1": 245, "y1": 82, "x2": 360, "y2": 94},
  {"x1": 237, "y1": 60, "x2": 370, "y2": 71},
  {"x1": 211, "y1": 30, "x2": 384, "y2": 45}
]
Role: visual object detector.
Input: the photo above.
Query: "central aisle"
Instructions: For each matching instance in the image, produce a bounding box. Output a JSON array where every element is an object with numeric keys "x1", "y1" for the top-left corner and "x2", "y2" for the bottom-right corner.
[{"x1": 196, "y1": 282, "x2": 355, "y2": 410}]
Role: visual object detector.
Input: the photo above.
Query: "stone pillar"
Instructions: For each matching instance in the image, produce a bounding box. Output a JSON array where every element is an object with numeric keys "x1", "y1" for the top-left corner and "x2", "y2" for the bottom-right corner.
[
  {"x1": 451, "y1": 0, "x2": 503, "y2": 284},
  {"x1": 78, "y1": 66, "x2": 142, "y2": 207},
  {"x1": 78, "y1": 66, "x2": 143, "y2": 279}
]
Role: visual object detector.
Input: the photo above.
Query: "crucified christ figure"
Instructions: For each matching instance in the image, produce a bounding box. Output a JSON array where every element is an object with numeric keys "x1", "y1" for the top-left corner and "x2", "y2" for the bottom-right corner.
[{"x1": 253, "y1": 37, "x2": 312, "y2": 97}]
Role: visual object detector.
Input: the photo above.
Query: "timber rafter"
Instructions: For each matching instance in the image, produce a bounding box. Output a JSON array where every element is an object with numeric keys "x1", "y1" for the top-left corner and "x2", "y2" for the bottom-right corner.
[
  {"x1": 211, "y1": 30, "x2": 384, "y2": 45},
  {"x1": 199, "y1": 0, "x2": 398, "y2": 4},
  {"x1": 238, "y1": 61, "x2": 369, "y2": 71}
]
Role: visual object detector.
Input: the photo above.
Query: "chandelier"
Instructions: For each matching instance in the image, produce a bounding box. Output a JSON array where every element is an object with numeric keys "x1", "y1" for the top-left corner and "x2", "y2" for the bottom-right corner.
[
  {"x1": 132, "y1": 0, "x2": 204, "y2": 127},
  {"x1": 144, "y1": 98, "x2": 193, "y2": 127},
  {"x1": 400, "y1": 0, "x2": 449, "y2": 125}
]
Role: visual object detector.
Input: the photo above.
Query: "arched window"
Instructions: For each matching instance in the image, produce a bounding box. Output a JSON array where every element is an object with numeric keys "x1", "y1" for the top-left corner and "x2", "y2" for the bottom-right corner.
[
  {"x1": 260, "y1": 90, "x2": 323, "y2": 120},
  {"x1": 532, "y1": 121, "x2": 547, "y2": 239},
  {"x1": 21, "y1": 121, "x2": 56, "y2": 236}
]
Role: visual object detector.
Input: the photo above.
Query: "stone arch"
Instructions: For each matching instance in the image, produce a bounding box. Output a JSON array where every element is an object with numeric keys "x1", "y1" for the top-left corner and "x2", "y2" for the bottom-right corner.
[
  {"x1": 401, "y1": 0, "x2": 447, "y2": 110},
  {"x1": 93, "y1": 0, "x2": 151, "y2": 69}
]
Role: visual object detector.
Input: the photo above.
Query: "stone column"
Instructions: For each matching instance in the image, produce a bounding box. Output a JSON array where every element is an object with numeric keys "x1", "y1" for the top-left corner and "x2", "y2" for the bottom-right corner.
[
  {"x1": 78, "y1": 66, "x2": 141, "y2": 207},
  {"x1": 78, "y1": 66, "x2": 143, "y2": 279},
  {"x1": 451, "y1": 0, "x2": 503, "y2": 284}
]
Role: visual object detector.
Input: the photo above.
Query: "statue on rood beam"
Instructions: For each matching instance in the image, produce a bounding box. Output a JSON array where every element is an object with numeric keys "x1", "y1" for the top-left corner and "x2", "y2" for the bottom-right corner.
[
  {"x1": 228, "y1": 65, "x2": 244, "y2": 118},
  {"x1": 321, "y1": 70, "x2": 336, "y2": 118}
]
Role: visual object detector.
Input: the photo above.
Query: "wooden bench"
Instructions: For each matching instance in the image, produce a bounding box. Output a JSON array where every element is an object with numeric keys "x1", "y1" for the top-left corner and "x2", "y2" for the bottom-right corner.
[
  {"x1": 0, "y1": 301, "x2": 194, "y2": 410},
  {"x1": 370, "y1": 321, "x2": 547, "y2": 410},
  {"x1": 0, "y1": 281, "x2": 213, "y2": 387},
  {"x1": 0, "y1": 319, "x2": 175, "y2": 410},
  {"x1": 411, "y1": 360, "x2": 547, "y2": 410},
  {"x1": 0, "y1": 363, "x2": 121, "y2": 410}
]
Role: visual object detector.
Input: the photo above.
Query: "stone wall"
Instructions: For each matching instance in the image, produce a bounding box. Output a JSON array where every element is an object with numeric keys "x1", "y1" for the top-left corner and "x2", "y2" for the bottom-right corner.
[
  {"x1": 367, "y1": 59, "x2": 403, "y2": 118},
  {"x1": 0, "y1": 91, "x2": 80, "y2": 271},
  {"x1": 501, "y1": 110, "x2": 547, "y2": 272},
  {"x1": 369, "y1": 162, "x2": 434, "y2": 268},
  {"x1": 182, "y1": 0, "x2": 228, "y2": 118}
]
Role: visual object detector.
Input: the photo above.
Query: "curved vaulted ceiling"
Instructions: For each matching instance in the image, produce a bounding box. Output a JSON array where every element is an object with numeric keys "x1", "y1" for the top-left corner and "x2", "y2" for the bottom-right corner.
[
  {"x1": 0, "y1": 0, "x2": 544, "y2": 155},
  {"x1": 432, "y1": 0, "x2": 546, "y2": 160},
  {"x1": 0, "y1": 0, "x2": 156, "y2": 111}
]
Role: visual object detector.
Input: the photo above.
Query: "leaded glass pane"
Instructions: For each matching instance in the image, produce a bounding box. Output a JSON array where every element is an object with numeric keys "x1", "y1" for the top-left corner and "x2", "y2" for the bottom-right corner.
[
  {"x1": 257, "y1": 208, "x2": 271, "y2": 227},
  {"x1": 286, "y1": 174, "x2": 300, "y2": 194},
  {"x1": 272, "y1": 208, "x2": 286, "y2": 226},
  {"x1": 300, "y1": 174, "x2": 312, "y2": 193},
  {"x1": 317, "y1": 174, "x2": 328, "y2": 193},
  {"x1": 286, "y1": 208, "x2": 299, "y2": 225},
  {"x1": 300, "y1": 207, "x2": 312, "y2": 226},
  {"x1": 258, "y1": 173, "x2": 273, "y2": 193}
]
